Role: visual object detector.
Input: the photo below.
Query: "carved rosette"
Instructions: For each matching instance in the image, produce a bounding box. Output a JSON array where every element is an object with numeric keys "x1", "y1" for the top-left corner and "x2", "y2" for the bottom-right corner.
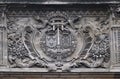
[{"x1": 7, "y1": 11, "x2": 110, "y2": 71}]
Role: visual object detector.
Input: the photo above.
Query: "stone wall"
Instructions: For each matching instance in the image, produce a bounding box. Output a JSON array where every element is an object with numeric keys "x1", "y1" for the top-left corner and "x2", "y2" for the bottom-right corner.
[{"x1": 0, "y1": 73, "x2": 116, "y2": 79}]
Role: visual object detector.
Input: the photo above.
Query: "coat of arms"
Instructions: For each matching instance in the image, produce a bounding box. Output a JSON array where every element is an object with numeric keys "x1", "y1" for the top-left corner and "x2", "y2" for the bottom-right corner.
[{"x1": 8, "y1": 11, "x2": 110, "y2": 71}]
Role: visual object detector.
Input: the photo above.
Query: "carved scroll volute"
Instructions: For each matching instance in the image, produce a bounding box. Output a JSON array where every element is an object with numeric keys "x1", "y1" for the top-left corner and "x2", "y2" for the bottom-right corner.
[
  {"x1": 7, "y1": 18, "x2": 47, "y2": 68},
  {"x1": 70, "y1": 17, "x2": 110, "y2": 69}
]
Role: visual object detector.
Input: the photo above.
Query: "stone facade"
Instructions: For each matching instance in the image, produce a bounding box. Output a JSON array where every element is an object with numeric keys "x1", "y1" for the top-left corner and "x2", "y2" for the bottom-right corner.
[
  {"x1": 0, "y1": 4, "x2": 111, "y2": 72},
  {"x1": 0, "y1": 0, "x2": 119, "y2": 79}
]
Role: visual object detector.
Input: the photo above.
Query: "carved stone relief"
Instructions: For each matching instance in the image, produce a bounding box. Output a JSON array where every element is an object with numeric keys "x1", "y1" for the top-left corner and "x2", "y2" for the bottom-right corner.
[
  {"x1": 7, "y1": 10, "x2": 110, "y2": 72},
  {"x1": 110, "y1": 5, "x2": 120, "y2": 25},
  {"x1": 111, "y1": 27, "x2": 120, "y2": 67}
]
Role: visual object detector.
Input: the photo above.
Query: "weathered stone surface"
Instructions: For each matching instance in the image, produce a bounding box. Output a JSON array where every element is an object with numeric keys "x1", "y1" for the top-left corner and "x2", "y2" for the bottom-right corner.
[
  {"x1": 0, "y1": 72, "x2": 115, "y2": 79},
  {"x1": 0, "y1": 0, "x2": 120, "y2": 4},
  {"x1": 0, "y1": 0, "x2": 118, "y2": 74}
]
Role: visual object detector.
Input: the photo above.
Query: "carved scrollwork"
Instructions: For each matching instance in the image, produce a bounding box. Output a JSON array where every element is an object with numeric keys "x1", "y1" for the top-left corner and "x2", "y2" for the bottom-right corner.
[
  {"x1": 7, "y1": 11, "x2": 110, "y2": 71},
  {"x1": 7, "y1": 18, "x2": 48, "y2": 68},
  {"x1": 70, "y1": 17, "x2": 110, "y2": 68}
]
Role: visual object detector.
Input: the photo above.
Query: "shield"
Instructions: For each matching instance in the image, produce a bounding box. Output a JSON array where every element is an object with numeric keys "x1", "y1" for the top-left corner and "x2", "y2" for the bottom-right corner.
[{"x1": 46, "y1": 35, "x2": 57, "y2": 48}]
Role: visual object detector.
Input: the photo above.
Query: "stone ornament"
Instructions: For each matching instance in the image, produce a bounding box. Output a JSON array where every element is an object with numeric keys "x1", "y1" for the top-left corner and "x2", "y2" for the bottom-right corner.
[{"x1": 7, "y1": 11, "x2": 110, "y2": 72}]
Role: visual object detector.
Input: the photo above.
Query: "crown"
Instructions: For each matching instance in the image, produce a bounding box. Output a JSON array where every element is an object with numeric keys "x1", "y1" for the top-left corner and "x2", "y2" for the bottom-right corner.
[{"x1": 47, "y1": 11, "x2": 68, "y2": 22}]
